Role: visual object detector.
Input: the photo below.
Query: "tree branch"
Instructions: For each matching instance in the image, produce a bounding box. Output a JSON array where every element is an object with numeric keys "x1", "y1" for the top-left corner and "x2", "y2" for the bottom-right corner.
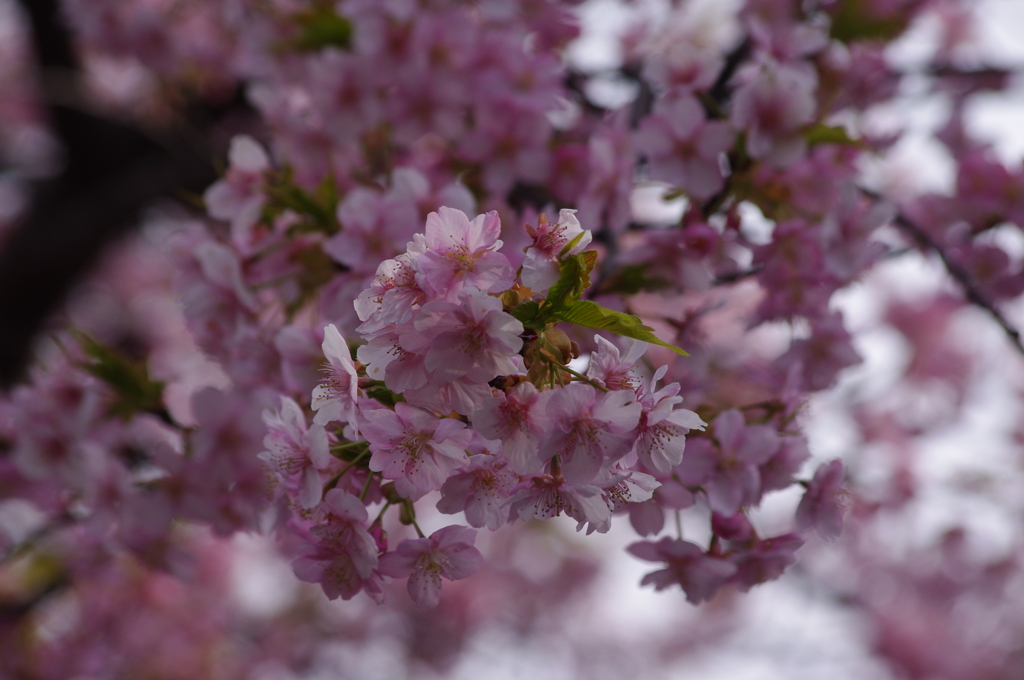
[{"x1": 862, "y1": 188, "x2": 1024, "y2": 357}]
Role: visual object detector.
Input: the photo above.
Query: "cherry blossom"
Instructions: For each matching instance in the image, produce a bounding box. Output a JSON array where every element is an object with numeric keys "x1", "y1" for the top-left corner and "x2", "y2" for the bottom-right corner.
[
  {"x1": 634, "y1": 95, "x2": 733, "y2": 200},
  {"x1": 507, "y1": 475, "x2": 612, "y2": 528},
  {"x1": 203, "y1": 135, "x2": 270, "y2": 255},
  {"x1": 436, "y1": 454, "x2": 518, "y2": 530},
  {"x1": 632, "y1": 366, "x2": 706, "y2": 473},
  {"x1": 795, "y1": 459, "x2": 847, "y2": 540},
  {"x1": 413, "y1": 288, "x2": 524, "y2": 384},
  {"x1": 414, "y1": 207, "x2": 516, "y2": 299},
  {"x1": 259, "y1": 396, "x2": 330, "y2": 509},
  {"x1": 521, "y1": 209, "x2": 592, "y2": 293},
  {"x1": 540, "y1": 383, "x2": 642, "y2": 485},
  {"x1": 378, "y1": 525, "x2": 483, "y2": 608},
  {"x1": 15, "y1": 0, "x2": 1024, "y2": 672},
  {"x1": 361, "y1": 403, "x2": 472, "y2": 494},
  {"x1": 310, "y1": 324, "x2": 360, "y2": 434},
  {"x1": 628, "y1": 537, "x2": 737, "y2": 604},
  {"x1": 472, "y1": 381, "x2": 549, "y2": 474}
]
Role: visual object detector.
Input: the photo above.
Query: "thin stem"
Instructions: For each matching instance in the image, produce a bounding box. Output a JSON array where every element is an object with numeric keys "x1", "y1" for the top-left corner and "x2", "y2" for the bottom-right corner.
[
  {"x1": 330, "y1": 441, "x2": 369, "y2": 458},
  {"x1": 373, "y1": 502, "x2": 392, "y2": 525},
  {"x1": 411, "y1": 518, "x2": 426, "y2": 539},
  {"x1": 554, "y1": 363, "x2": 609, "y2": 392},
  {"x1": 861, "y1": 186, "x2": 1024, "y2": 357},
  {"x1": 675, "y1": 510, "x2": 683, "y2": 541},
  {"x1": 359, "y1": 470, "x2": 375, "y2": 502},
  {"x1": 323, "y1": 449, "x2": 370, "y2": 491}
]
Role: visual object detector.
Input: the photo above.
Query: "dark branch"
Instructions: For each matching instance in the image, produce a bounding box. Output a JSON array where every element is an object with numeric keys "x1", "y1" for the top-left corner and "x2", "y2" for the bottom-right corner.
[{"x1": 862, "y1": 188, "x2": 1024, "y2": 357}]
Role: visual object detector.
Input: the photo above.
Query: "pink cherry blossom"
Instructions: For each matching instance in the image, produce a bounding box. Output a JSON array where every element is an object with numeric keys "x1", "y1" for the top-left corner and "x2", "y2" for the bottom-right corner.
[
  {"x1": 259, "y1": 396, "x2": 330, "y2": 509},
  {"x1": 414, "y1": 207, "x2": 516, "y2": 299},
  {"x1": 540, "y1": 383, "x2": 642, "y2": 485},
  {"x1": 323, "y1": 186, "x2": 420, "y2": 274},
  {"x1": 795, "y1": 459, "x2": 847, "y2": 540},
  {"x1": 361, "y1": 403, "x2": 472, "y2": 494},
  {"x1": 203, "y1": 135, "x2": 270, "y2": 254},
  {"x1": 412, "y1": 287, "x2": 524, "y2": 384},
  {"x1": 458, "y1": 101, "x2": 552, "y2": 196},
  {"x1": 472, "y1": 381, "x2": 549, "y2": 474},
  {"x1": 634, "y1": 95, "x2": 733, "y2": 200},
  {"x1": 628, "y1": 537, "x2": 737, "y2": 604},
  {"x1": 507, "y1": 474, "x2": 612, "y2": 528},
  {"x1": 310, "y1": 324, "x2": 360, "y2": 434},
  {"x1": 291, "y1": 490, "x2": 384, "y2": 602},
  {"x1": 437, "y1": 454, "x2": 518, "y2": 530},
  {"x1": 378, "y1": 525, "x2": 483, "y2": 608},
  {"x1": 402, "y1": 378, "x2": 495, "y2": 418},
  {"x1": 728, "y1": 534, "x2": 804, "y2": 592},
  {"x1": 10, "y1": 0, "x2": 1013, "y2": 666},
  {"x1": 776, "y1": 311, "x2": 862, "y2": 392},
  {"x1": 582, "y1": 469, "x2": 661, "y2": 535},
  {"x1": 586, "y1": 336, "x2": 647, "y2": 390},
  {"x1": 354, "y1": 245, "x2": 427, "y2": 336},
  {"x1": 676, "y1": 410, "x2": 780, "y2": 516},
  {"x1": 520, "y1": 209, "x2": 592, "y2": 292},
  {"x1": 356, "y1": 324, "x2": 431, "y2": 394},
  {"x1": 731, "y1": 59, "x2": 817, "y2": 167},
  {"x1": 632, "y1": 366, "x2": 706, "y2": 472}
]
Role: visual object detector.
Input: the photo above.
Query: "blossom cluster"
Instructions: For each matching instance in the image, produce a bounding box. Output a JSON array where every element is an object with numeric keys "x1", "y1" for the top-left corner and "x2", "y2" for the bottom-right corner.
[
  {"x1": 8, "y1": 0, "x2": 1024, "y2": 676},
  {"x1": 241, "y1": 204, "x2": 846, "y2": 607}
]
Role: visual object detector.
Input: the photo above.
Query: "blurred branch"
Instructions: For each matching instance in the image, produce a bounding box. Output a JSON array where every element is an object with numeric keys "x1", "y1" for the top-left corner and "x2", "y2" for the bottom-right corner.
[
  {"x1": 0, "y1": 0, "x2": 244, "y2": 386},
  {"x1": 712, "y1": 265, "x2": 762, "y2": 286},
  {"x1": 706, "y1": 36, "x2": 752, "y2": 117},
  {"x1": 862, "y1": 187, "x2": 1024, "y2": 357}
]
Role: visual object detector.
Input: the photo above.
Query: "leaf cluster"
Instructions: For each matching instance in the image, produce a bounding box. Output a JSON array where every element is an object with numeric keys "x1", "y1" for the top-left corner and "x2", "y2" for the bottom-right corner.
[
  {"x1": 510, "y1": 251, "x2": 688, "y2": 358},
  {"x1": 72, "y1": 331, "x2": 166, "y2": 421},
  {"x1": 263, "y1": 168, "x2": 340, "y2": 235}
]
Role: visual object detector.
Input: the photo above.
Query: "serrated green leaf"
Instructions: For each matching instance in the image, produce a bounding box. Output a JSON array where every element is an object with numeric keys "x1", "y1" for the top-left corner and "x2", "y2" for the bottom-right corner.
[
  {"x1": 554, "y1": 301, "x2": 689, "y2": 356},
  {"x1": 579, "y1": 250, "x2": 598, "y2": 286},
  {"x1": 804, "y1": 124, "x2": 859, "y2": 147}
]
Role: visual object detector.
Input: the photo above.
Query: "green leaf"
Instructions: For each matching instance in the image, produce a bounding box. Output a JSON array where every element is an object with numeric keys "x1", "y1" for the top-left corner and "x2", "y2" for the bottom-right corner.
[
  {"x1": 544, "y1": 250, "x2": 599, "y2": 315},
  {"x1": 830, "y1": 0, "x2": 907, "y2": 43},
  {"x1": 286, "y1": 6, "x2": 353, "y2": 52},
  {"x1": 804, "y1": 124, "x2": 860, "y2": 147},
  {"x1": 72, "y1": 332, "x2": 166, "y2": 419},
  {"x1": 554, "y1": 301, "x2": 689, "y2": 356},
  {"x1": 364, "y1": 381, "x2": 404, "y2": 409},
  {"x1": 510, "y1": 300, "x2": 544, "y2": 329},
  {"x1": 264, "y1": 168, "x2": 339, "y2": 234}
]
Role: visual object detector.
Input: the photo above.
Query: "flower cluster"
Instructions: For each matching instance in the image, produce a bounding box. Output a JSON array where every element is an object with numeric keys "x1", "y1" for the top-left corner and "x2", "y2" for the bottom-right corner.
[
  {"x1": 17, "y1": 0, "x2": 1024, "y2": 674},
  {"x1": 261, "y1": 207, "x2": 702, "y2": 605}
]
